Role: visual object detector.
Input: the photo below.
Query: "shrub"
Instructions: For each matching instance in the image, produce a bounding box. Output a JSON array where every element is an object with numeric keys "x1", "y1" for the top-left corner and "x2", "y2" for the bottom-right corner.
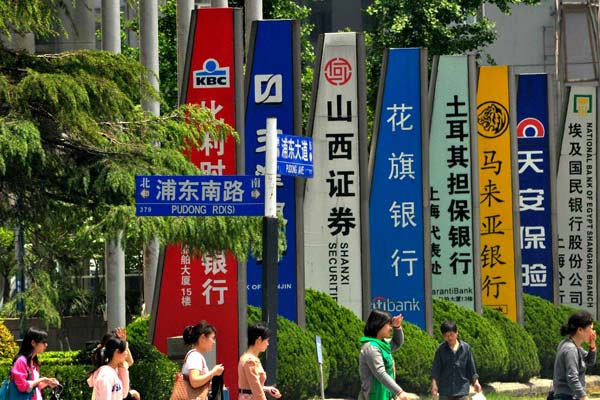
[
  {"x1": 41, "y1": 364, "x2": 91, "y2": 400},
  {"x1": 523, "y1": 294, "x2": 579, "y2": 378},
  {"x1": 483, "y1": 306, "x2": 540, "y2": 382},
  {"x1": 305, "y1": 289, "x2": 363, "y2": 397},
  {"x1": 392, "y1": 321, "x2": 438, "y2": 394},
  {"x1": 0, "y1": 321, "x2": 17, "y2": 359},
  {"x1": 433, "y1": 298, "x2": 509, "y2": 383},
  {"x1": 247, "y1": 306, "x2": 328, "y2": 400}
]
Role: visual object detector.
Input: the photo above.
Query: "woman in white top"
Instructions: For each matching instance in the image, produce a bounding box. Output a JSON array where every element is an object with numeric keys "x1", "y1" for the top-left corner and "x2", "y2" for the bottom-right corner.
[
  {"x1": 181, "y1": 321, "x2": 224, "y2": 389},
  {"x1": 88, "y1": 337, "x2": 128, "y2": 400}
]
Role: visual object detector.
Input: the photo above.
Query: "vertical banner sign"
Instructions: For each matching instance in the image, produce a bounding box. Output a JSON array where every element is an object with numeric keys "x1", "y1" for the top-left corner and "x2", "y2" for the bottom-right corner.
[
  {"x1": 304, "y1": 33, "x2": 366, "y2": 316},
  {"x1": 244, "y1": 20, "x2": 299, "y2": 321},
  {"x1": 151, "y1": 8, "x2": 241, "y2": 397},
  {"x1": 369, "y1": 48, "x2": 426, "y2": 327},
  {"x1": 557, "y1": 86, "x2": 596, "y2": 316},
  {"x1": 476, "y1": 66, "x2": 519, "y2": 321},
  {"x1": 516, "y1": 74, "x2": 554, "y2": 301},
  {"x1": 429, "y1": 56, "x2": 476, "y2": 310}
]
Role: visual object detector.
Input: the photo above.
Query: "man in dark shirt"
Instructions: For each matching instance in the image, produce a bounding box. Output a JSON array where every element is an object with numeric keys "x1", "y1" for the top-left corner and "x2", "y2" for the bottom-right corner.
[{"x1": 431, "y1": 320, "x2": 482, "y2": 400}]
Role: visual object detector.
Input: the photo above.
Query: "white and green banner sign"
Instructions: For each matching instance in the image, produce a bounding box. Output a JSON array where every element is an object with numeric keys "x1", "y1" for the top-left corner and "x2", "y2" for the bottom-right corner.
[
  {"x1": 557, "y1": 86, "x2": 597, "y2": 317},
  {"x1": 429, "y1": 55, "x2": 476, "y2": 310}
]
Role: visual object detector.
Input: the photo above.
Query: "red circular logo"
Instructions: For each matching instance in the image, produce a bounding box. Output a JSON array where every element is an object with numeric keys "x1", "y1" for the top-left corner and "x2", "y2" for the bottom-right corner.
[{"x1": 324, "y1": 57, "x2": 352, "y2": 86}]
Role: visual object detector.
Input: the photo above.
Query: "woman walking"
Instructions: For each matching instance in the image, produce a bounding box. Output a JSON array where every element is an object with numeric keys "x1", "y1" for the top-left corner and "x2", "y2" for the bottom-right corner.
[
  {"x1": 238, "y1": 323, "x2": 281, "y2": 400},
  {"x1": 552, "y1": 311, "x2": 597, "y2": 400},
  {"x1": 88, "y1": 337, "x2": 128, "y2": 400},
  {"x1": 11, "y1": 327, "x2": 59, "y2": 400},
  {"x1": 180, "y1": 321, "x2": 224, "y2": 390},
  {"x1": 359, "y1": 309, "x2": 408, "y2": 400}
]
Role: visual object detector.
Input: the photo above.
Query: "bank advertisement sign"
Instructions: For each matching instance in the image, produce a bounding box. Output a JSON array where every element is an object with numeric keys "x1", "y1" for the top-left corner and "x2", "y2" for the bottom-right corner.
[
  {"x1": 244, "y1": 20, "x2": 299, "y2": 321},
  {"x1": 304, "y1": 33, "x2": 365, "y2": 316},
  {"x1": 516, "y1": 74, "x2": 554, "y2": 301},
  {"x1": 152, "y1": 8, "x2": 242, "y2": 397},
  {"x1": 368, "y1": 48, "x2": 426, "y2": 327},
  {"x1": 476, "y1": 66, "x2": 519, "y2": 321},
  {"x1": 557, "y1": 86, "x2": 597, "y2": 316},
  {"x1": 429, "y1": 55, "x2": 475, "y2": 310}
]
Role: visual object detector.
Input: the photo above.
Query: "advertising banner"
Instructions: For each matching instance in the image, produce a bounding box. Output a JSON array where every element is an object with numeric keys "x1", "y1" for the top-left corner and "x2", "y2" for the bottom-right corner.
[
  {"x1": 369, "y1": 48, "x2": 427, "y2": 327},
  {"x1": 516, "y1": 74, "x2": 554, "y2": 301},
  {"x1": 429, "y1": 55, "x2": 476, "y2": 310},
  {"x1": 304, "y1": 33, "x2": 367, "y2": 316},
  {"x1": 151, "y1": 8, "x2": 242, "y2": 397},
  {"x1": 244, "y1": 20, "x2": 300, "y2": 321},
  {"x1": 476, "y1": 66, "x2": 519, "y2": 321},
  {"x1": 557, "y1": 86, "x2": 597, "y2": 317}
]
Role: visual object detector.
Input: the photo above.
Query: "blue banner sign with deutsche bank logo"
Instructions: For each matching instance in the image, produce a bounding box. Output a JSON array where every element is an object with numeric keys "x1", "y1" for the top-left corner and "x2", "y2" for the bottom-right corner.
[
  {"x1": 516, "y1": 74, "x2": 553, "y2": 301},
  {"x1": 277, "y1": 134, "x2": 313, "y2": 177},
  {"x1": 244, "y1": 20, "x2": 299, "y2": 321},
  {"x1": 135, "y1": 175, "x2": 264, "y2": 216},
  {"x1": 369, "y1": 48, "x2": 426, "y2": 328}
]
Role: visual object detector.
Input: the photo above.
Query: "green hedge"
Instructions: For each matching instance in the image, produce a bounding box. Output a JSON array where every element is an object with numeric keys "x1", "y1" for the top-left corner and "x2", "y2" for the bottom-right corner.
[
  {"x1": 247, "y1": 306, "x2": 328, "y2": 400},
  {"x1": 483, "y1": 306, "x2": 540, "y2": 382},
  {"x1": 392, "y1": 321, "x2": 438, "y2": 394},
  {"x1": 305, "y1": 289, "x2": 363, "y2": 396},
  {"x1": 432, "y1": 298, "x2": 509, "y2": 383}
]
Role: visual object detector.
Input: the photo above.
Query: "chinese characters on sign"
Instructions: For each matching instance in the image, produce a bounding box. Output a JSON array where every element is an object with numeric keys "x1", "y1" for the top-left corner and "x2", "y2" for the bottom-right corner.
[
  {"x1": 277, "y1": 134, "x2": 314, "y2": 177},
  {"x1": 556, "y1": 86, "x2": 597, "y2": 316},
  {"x1": 304, "y1": 33, "x2": 365, "y2": 316},
  {"x1": 516, "y1": 74, "x2": 554, "y2": 301},
  {"x1": 136, "y1": 175, "x2": 264, "y2": 216},
  {"x1": 476, "y1": 66, "x2": 519, "y2": 321},
  {"x1": 368, "y1": 48, "x2": 427, "y2": 328},
  {"x1": 244, "y1": 20, "x2": 299, "y2": 321},
  {"x1": 429, "y1": 56, "x2": 476, "y2": 310}
]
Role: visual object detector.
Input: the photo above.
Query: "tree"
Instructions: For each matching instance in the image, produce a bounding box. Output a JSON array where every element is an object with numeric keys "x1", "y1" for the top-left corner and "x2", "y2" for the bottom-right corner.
[{"x1": 364, "y1": 0, "x2": 540, "y2": 113}]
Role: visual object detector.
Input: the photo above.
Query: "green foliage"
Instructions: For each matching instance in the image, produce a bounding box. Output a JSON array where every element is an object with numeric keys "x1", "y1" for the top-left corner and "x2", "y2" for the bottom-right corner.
[
  {"x1": 392, "y1": 321, "x2": 438, "y2": 394},
  {"x1": 433, "y1": 298, "x2": 509, "y2": 383},
  {"x1": 483, "y1": 306, "x2": 540, "y2": 382},
  {"x1": 523, "y1": 294, "x2": 578, "y2": 378},
  {"x1": 305, "y1": 289, "x2": 362, "y2": 396},
  {"x1": 0, "y1": 270, "x2": 62, "y2": 328},
  {"x1": 364, "y1": 0, "x2": 540, "y2": 121},
  {"x1": 0, "y1": 0, "x2": 67, "y2": 39},
  {"x1": 247, "y1": 306, "x2": 327, "y2": 400},
  {"x1": 130, "y1": 358, "x2": 178, "y2": 400},
  {"x1": 0, "y1": 320, "x2": 17, "y2": 359}
]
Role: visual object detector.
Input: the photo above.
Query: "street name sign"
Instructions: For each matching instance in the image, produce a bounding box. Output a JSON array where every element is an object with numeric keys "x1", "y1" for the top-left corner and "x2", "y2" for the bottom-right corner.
[
  {"x1": 136, "y1": 175, "x2": 264, "y2": 216},
  {"x1": 277, "y1": 134, "x2": 314, "y2": 177}
]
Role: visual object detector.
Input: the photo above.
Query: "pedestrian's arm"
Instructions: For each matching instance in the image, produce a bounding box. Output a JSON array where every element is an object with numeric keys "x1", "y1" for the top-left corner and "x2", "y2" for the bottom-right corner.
[
  {"x1": 564, "y1": 349, "x2": 586, "y2": 398},
  {"x1": 466, "y1": 346, "x2": 480, "y2": 391},
  {"x1": 431, "y1": 378, "x2": 439, "y2": 397},
  {"x1": 363, "y1": 346, "x2": 404, "y2": 396},
  {"x1": 241, "y1": 359, "x2": 267, "y2": 400},
  {"x1": 390, "y1": 326, "x2": 404, "y2": 352}
]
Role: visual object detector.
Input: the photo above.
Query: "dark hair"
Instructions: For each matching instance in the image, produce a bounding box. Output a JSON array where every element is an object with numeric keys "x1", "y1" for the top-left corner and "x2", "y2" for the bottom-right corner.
[
  {"x1": 560, "y1": 311, "x2": 594, "y2": 336},
  {"x1": 14, "y1": 327, "x2": 48, "y2": 368},
  {"x1": 183, "y1": 321, "x2": 217, "y2": 346},
  {"x1": 91, "y1": 337, "x2": 127, "y2": 372},
  {"x1": 248, "y1": 322, "x2": 270, "y2": 347},
  {"x1": 364, "y1": 309, "x2": 392, "y2": 338},
  {"x1": 440, "y1": 320, "x2": 458, "y2": 334}
]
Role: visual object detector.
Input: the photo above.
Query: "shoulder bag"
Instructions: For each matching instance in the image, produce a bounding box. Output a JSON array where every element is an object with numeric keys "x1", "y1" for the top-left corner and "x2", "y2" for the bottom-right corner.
[{"x1": 169, "y1": 352, "x2": 209, "y2": 400}]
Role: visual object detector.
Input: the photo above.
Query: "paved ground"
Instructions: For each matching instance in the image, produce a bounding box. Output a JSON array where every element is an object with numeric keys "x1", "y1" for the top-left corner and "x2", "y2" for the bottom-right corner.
[{"x1": 324, "y1": 376, "x2": 600, "y2": 400}]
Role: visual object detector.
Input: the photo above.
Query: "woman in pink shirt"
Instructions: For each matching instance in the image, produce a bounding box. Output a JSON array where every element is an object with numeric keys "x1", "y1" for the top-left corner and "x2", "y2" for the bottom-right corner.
[
  {"x1": 88, "y1": 337, "x2": 128, "y2": 400},
  {"x1": 11, "y1": 327, "x2": 59, "y2": 400}
]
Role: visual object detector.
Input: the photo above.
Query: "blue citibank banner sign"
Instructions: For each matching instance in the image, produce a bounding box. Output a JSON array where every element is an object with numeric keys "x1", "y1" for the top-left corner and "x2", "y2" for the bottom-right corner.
[
  {"x1": 516, "y1": 74, "x2": 553, "y2": 301},
  {"x1": 244, "y1": 20, "x2": 299, "y2": 321},
  {"x1": 369, "y1": 48, "x2": 426, "y2": 328}
]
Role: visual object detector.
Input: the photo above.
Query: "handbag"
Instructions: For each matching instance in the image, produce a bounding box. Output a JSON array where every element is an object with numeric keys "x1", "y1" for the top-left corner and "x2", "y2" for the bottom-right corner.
[
  {"x1": 0, "y1": 378, "x2": 9, "y2": 400},
  {"x1": 49, "y1": 384, "x2": 63, "y2": 400},
  {"x1": 169, "y1": 373, "x2": 209, "y2": 400}
]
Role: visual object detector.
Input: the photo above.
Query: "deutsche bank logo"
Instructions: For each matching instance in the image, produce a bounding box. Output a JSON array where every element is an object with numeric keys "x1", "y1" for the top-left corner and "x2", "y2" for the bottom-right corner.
[
  {"x1": 254, "y1": 74, "x2": 283, "y2": 104},
  {"x1": 193, "y1": 59, "x2": 230, "y2": 89}
]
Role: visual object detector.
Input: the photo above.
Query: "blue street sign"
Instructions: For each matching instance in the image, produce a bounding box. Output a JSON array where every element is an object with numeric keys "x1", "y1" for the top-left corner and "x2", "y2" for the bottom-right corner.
[
  {"x1": 277, "y1": 134, "x2": 314, "y2": 177},
  {"x1": 136, "y1": 175, "x2": 264, "y2": 216}
]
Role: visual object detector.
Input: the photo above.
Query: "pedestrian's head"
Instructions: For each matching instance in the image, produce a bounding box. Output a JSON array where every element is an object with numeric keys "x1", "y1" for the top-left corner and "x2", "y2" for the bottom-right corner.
[
  {"x1": 91, "y1": 336, "x2": 127, "y2": 371},
  {"x1": 248, "y1": 322, "x2": 271, "y2": 351},
  {"x1": 16, "y1": 327, "x2": 48, "y2": 366},
  {"x1": 561, "y1": 311, "x2": 594, "y2": 338},
  {"x1": 183, "y1": 321, "x2": 217, "y2": 352},
  {"x1": 440, "y1": 320, "x2": 459, "y2": 345},
  {"x1": 364, "y1": 309, "x2": 393, "y2": 338}
]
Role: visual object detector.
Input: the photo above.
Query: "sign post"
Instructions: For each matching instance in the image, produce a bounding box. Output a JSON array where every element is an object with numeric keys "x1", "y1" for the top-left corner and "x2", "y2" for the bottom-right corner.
[{"x1": 316, "y1": 335, "x2": 325, "y2": 400}]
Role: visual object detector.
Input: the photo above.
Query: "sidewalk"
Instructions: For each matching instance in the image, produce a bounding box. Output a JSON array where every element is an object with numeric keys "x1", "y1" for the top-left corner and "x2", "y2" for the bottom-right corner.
[{"x1": 323, "y1": 376, "x2": 600, "y2": 400}]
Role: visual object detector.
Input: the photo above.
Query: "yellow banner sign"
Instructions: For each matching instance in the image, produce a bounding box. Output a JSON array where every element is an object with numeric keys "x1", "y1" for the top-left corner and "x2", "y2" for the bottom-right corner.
[{"x1": 477, "y1": 66, "x2": 517, "y2": 321}]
